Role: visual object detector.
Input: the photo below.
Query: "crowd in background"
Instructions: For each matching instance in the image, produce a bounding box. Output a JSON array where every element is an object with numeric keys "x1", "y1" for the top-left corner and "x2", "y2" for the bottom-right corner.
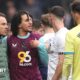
[{"x1": 0, "y1": 0, "x2": 74, "y2": 29}]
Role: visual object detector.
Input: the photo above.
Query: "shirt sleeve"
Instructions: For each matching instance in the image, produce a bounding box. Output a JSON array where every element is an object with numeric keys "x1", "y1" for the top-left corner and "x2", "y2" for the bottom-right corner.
[
  {"x1": 62, "y1": 32, "x2": 74, "y2": 80},
  {"x1": 37, "y1": 38, "x2": 48, "y2": 66}
]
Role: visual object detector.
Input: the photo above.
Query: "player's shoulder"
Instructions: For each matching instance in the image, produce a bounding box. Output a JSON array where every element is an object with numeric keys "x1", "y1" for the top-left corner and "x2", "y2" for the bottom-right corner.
[
  {"x1": 1, "y1": 36, "x2": 7, "y2": 43},
  {"x1": 67, "y1": 26, "x2": 80, "y2": 38},
  {"x1": 7, "y1": 35, "x2": 17, "y2": 43},
  {"x1": 56, "y1": 27, "x2": 68, "y2": 36},
  {"x1": 31, "y1": 33, "x2": 42, "y2": 40},
  {"x1": 68, "y1": 25, "x2": 80, "y2": 34}
]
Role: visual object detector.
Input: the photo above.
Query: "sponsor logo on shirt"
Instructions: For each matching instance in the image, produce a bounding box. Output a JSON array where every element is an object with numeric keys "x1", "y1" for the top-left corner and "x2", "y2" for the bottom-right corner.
[{"x1": 18, "y1": 51, "x2": 32, "y2": 66}]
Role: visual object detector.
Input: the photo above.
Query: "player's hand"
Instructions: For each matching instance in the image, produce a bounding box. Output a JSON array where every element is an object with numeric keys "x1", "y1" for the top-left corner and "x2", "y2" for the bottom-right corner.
[{"x1": 30, "y1": 39, "x2": 40, "y2": 48}]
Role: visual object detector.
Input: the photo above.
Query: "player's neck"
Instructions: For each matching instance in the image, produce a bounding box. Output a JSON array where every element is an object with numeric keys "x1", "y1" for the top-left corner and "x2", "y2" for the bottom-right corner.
[
  {"x1": 18, "y1": 31, "x2": 28, "y2": 36},
  {"x1": 56, "y1": 23, "x2": 64, "y2": 31}
]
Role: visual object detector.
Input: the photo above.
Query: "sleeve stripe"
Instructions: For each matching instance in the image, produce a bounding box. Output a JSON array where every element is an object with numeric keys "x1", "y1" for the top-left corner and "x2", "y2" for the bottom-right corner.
[{"x1": 64, "y1": 52, "x2": 74, "y2": 54}]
